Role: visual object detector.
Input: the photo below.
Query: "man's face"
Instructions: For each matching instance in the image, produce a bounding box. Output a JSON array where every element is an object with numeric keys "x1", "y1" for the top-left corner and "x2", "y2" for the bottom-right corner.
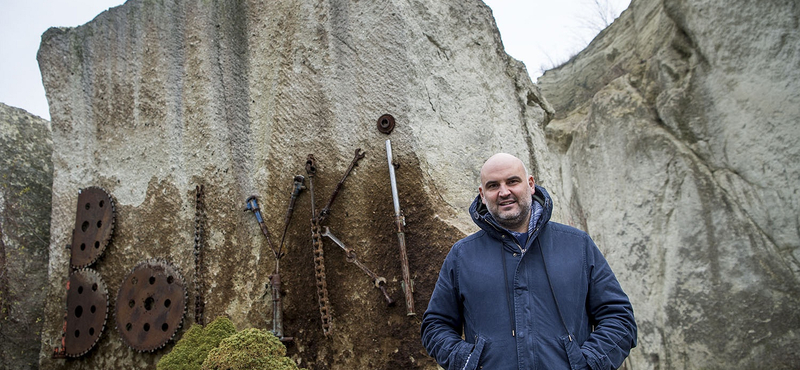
[{"x1": 479, "y1": 154, "x2": 535, "y2": 233}]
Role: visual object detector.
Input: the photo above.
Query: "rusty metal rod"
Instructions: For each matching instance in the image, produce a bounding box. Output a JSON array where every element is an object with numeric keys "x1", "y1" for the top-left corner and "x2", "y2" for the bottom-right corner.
[
  {"x1": 318, "y1": 148, "x2": 365, "y2": 223},
  {"x1": 245, "y1": 196, "x2": 279, "y2": 258},
  {"x1": 386, "y1": 139, "x2": 415, "y2": 316},
  {"x1": 278, "y1": 175, "x2": 306, "y2": 255},
  {"x1": 321, "y1": 226, "x2": 395, "y2": 306}
]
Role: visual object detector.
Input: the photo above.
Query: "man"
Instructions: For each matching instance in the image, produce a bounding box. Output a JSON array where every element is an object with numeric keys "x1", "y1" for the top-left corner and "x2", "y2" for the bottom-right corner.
[{"x1": 421, "y1": 153, "x2": 637, "y2": 369}]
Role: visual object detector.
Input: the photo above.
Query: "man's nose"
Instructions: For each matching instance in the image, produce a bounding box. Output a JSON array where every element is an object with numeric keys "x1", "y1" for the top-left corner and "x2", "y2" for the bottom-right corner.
[{"x1": 498, "y1": 184, "x2": 511, "y2": 197}]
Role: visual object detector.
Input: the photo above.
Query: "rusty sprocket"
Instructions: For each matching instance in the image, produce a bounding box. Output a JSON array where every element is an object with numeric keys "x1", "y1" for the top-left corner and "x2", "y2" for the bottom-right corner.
[
  {"x1": 115, "y1": 259, "x2": 187, "y2": 352},
  {"x1": 64, "y1": 268, "x2": 109, "y2": 357},
  {"x1": 70, "y1": 187, "x2": 116, "y2": 268}
]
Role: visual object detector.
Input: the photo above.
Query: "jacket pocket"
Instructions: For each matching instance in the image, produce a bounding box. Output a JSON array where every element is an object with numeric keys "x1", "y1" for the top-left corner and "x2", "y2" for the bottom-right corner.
[
  {"x1": 460, "y1": 335, "x2": 487, "y2": 370},
  {"x1": 562, "y1": 335, "x2": 589, "y2": 370}
]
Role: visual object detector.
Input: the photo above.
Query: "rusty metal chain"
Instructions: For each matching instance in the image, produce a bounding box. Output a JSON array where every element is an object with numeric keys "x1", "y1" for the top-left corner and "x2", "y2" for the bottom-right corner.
[
  {"x1": 306, "y1": 155, "x2": 332, "y2": 336},
  {"x1": 304, "y1": 150, "x2": 367, "y2": 336},
  {"x1": 194, "y1": 184, "x2": 206, "y2": 326}
]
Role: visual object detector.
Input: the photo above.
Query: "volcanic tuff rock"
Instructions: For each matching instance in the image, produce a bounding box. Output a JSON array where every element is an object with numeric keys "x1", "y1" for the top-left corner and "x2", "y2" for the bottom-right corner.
[
  {"x1": 36, "y1": 0, "x2": 549, "y2": 368},
  {"x1": 539, "y1": 0, "x2": 800, "y2": 368},
  {"x1": 34, "y1": 0, "x2": 799, "y2": 369},
  {"x1": 0, "y1": 103, "x2": 53, "y2": 370}
]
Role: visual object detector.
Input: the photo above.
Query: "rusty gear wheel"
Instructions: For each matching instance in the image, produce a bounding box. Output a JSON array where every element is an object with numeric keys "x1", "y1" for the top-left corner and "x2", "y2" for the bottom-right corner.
[
  {"x1": 115, "y1": 259, "x2": 187, "y2": 352},
  {"x1": 64, "y1": 268, "x2": 109, "y2": 357},
  {"x1": 70, "y1": 187, "x2": 116, "y2": 268}
]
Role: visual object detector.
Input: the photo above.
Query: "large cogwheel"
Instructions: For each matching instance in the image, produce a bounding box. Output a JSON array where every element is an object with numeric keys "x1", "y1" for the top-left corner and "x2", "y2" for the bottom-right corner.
[
  {"x1": 70, "y1": 187, "x2": 116, "y2": 269},
  {"x1": 115, "y1": 259, "x2": 187, "y2": 352},
  {"x1": 64, "y1": 268, "x2": 109, "y2": 357}
]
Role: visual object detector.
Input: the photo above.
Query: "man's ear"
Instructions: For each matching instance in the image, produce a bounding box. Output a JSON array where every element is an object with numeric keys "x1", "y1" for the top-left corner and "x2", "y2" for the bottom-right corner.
[
  {"x1": 528, "y1": 176, "x2": 536, "y2": 194},
  {"x1": 478, "y1": 187, "x2": 486, "y2": 204}
]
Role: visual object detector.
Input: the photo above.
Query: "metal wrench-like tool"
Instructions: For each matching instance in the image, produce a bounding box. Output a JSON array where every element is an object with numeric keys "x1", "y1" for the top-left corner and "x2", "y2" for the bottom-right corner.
[
  {"x1": 321, "y1": 226, "x2": 395, "y2": 306},
  {"x1": 245, "y1": 195, "x2": 293, "y2": 342},
  {"x1": 318, "y1": 148, "x2": 365, "y2": 223}
]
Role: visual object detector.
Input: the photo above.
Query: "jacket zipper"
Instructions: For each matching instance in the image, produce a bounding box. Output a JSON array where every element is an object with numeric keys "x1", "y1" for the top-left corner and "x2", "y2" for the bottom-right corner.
[
  {"x1": 485, "y1": 219, "x2": 539, "y2": 339},
  {"x1": 500, "y1": 241, "x2": 516, "y2": 338}
]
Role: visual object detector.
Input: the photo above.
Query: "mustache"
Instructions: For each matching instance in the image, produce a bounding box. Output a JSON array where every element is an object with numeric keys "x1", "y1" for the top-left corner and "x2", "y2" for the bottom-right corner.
[{"x1": 497, "y1": 196, "x2": 517, "y2": 204}]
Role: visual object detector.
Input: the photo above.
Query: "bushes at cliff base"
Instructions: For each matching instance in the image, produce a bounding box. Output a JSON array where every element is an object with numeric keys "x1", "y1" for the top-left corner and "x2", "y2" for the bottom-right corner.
[
  {"x1": 156, "y1": 316, "x2": 237, "y2": 370},
  {"x1": 201, "y1": 328, "x2": 302, "y2": 370}
]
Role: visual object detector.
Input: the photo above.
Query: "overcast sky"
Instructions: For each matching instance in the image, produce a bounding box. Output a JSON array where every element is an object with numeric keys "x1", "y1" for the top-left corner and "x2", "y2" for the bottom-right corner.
[{"x1": 0, "y1": 0, "x2": 629, "y2": 121}]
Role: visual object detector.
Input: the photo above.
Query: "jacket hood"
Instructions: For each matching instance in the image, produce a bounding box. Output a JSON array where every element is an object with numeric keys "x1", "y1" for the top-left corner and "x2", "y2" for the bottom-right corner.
[{"x1": 469, "y1": 184, "x2": 553, "y2": 240}]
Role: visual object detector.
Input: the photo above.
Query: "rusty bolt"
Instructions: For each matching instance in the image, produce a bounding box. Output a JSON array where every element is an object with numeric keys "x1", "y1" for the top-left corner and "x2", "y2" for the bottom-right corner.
[{"x1": 377, "y1": 114, "x2": 395, "y2": 134}]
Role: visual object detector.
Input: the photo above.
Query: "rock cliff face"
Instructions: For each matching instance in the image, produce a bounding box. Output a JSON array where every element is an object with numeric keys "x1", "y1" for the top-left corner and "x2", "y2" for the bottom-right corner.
[
  {"x1": 35, "y1": 0, "x2": 799, "y2": 369},
  {"x1": 36, "y1": 0, "x2": 548, "y2": 369},
  {"x1": 0, "y1": 103, "x2": 53, "y2": 370},
  {"x1": 538, "y1": 0, "x2": 800, "y2": 368}
]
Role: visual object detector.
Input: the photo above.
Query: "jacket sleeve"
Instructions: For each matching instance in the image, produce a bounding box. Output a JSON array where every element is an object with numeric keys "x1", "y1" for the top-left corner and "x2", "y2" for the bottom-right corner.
[
  {"x1": 581, "y1": 238, "x2": 638, "y2": 370},
  {"x1": 420, "y1": 248, "x2": 483, "y2": 370}
]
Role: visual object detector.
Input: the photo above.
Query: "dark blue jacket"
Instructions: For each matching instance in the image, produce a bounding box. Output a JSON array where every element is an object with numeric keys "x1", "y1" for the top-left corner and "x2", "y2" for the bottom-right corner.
[{"x1": 421, "y1": 185, "x2": 637, "y2": 369}]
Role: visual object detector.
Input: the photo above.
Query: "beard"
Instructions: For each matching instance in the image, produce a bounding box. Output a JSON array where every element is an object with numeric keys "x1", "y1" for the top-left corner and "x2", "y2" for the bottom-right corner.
[{"x1": 489, "y1": 194, "x2": 532, "y2": 232}]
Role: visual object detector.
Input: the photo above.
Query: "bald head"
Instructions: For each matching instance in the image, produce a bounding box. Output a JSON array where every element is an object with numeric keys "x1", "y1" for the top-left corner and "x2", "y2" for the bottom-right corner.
[
  {"x1": 478, "y1": 153, "x2": 535, "y2": 232},
  {"x1": 480, "y1": 153, "x2": 528, "y2": 184}
]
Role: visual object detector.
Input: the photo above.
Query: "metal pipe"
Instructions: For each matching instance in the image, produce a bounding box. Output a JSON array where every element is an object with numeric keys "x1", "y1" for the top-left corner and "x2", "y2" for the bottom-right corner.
[
  {"x1": 386, "y1": 139, "x2": 416, "y2": 316},
  {"x1": 386, "y1": 140, "x2": 401, "y2": 215}
]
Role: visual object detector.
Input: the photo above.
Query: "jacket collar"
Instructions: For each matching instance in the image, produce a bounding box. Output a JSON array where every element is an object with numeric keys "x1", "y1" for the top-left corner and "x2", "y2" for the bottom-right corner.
[{"x1": 469, "y1": 184, "x2": 553, "y2": 244}]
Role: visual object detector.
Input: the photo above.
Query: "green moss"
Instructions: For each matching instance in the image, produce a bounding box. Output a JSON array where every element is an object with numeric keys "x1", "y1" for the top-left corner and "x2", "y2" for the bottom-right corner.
[
  {"x1": 157, "y1": 316, "x2": 237, "y2": 370},
  {"x1": 201, "y1": 328, "x2": 303, "y2": 370}
]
